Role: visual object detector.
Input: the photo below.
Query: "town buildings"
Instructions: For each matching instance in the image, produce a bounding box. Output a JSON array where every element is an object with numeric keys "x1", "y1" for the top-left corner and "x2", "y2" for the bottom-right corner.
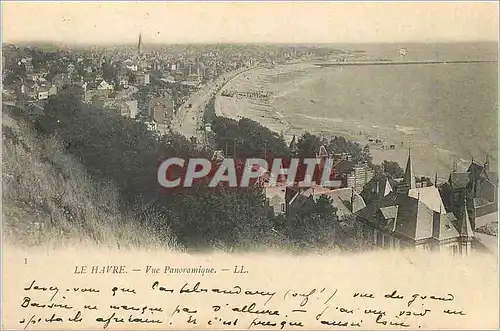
[
  {"x1": 354, "y1": 149, "x2": 476, "y2": 255},
  {"x1": 285, "y1": 185, "x2": 366, "y2": 221},
  {"x1": 149, "y1": 94, "x2": 175, "y2": 126},
  {"x1": 313, "y1": 145, "x2": 375, "y2": 193},
  {"x1": 3, "y1": 38, "x2": 321, "y2": 134},
  {"x1": 440, "y1": 157, "x2": 498, "y2": 229}
]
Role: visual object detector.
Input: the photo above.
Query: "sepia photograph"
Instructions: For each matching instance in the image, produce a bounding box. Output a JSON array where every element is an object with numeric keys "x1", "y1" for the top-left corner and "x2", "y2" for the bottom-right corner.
[{"x1": 1, "y1": 1, "x2": 499, "y2": 330}]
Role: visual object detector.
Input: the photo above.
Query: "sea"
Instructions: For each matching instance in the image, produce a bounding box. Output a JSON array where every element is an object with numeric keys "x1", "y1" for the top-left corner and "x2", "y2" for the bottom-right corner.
[{"x1": 266, "y1": 42, "x2": 498, "y2": 178}]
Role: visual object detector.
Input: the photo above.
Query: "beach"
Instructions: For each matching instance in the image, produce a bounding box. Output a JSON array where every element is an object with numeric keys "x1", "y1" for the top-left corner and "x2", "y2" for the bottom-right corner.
[{"x1": 214, "y1": 52, "x2": 498, "y2": 180}]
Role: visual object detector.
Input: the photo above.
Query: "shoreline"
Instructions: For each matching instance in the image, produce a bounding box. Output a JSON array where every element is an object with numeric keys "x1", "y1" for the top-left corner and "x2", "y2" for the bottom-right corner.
[
  {"x1": 213, "y1": 61, "x2": 484, "y2": 181},
  {"x1": 172, "y1": 66, "x2": 259, "y2": 140},
  {"x1": 314, "y1": 59, "x2": 498, "y2": 67}
]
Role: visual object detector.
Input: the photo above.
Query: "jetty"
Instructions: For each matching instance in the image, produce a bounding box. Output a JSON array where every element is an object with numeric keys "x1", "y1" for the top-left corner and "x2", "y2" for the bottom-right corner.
[{"x1": 315, "y1": 59, "x2": 497, "y2": 68}]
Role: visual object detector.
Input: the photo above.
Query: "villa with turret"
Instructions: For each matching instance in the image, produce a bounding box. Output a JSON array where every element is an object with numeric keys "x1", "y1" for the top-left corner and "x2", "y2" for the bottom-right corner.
[{"x1": 354, "y1": 149, "x2": 476, "y2": 256}]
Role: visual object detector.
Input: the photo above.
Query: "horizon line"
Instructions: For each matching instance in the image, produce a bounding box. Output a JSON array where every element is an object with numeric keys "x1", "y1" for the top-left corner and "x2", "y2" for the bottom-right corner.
[{"x1": 3, "y1": 39, "x2": 499, "y2": 47}]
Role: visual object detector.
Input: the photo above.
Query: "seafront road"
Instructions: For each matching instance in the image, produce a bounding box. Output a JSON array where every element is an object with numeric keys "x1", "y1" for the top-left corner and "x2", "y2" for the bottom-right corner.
[{"x1": 171, "y1": 65, "x2": 259, "y2": 145}]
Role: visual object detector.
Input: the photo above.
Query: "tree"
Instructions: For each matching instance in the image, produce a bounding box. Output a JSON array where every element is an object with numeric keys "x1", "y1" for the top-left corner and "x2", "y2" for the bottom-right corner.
[
  {"x1": 382, "y1": 160, "x2": 404, "y2": 178},
  {"x1": 28, "y1": 91, "x2": 277, "y2": 251},
  {"x1": 327, "y1": 136, "x2": 372, "y2": 164},
  {"x1": 102, "y1": 62, "x2": 118, "y2": 84},
  {"x1": 127, "y1": 71, "x2": 137, "y2": 85},
  {"x1": 277, "y1": 195, "x2": 340, "y2": 252},
  {"x1": 296, "y1": 132, "x2": 325, "y2": 158},
  {"x1": 211, "y1": 117, "x2": 290, "y2": 159},
  {"x1": 362, "y1": 145, "x2": 372, "y2": 164}
]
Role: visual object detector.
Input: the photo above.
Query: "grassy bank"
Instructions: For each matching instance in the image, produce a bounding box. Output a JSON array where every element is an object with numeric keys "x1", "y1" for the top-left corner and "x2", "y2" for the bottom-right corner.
[{"x1": 2, "y1": 113, "x2": 181, "y2": 250}]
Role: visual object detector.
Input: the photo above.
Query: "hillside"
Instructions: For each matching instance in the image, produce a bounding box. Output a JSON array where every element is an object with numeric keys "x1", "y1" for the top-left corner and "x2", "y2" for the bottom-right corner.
[
  {"x1": 1, "y1": 89, "x2": 363, "y2": 253},
  {"x1": 2, "y1": 112, "x2": 181, "y2": 250}
]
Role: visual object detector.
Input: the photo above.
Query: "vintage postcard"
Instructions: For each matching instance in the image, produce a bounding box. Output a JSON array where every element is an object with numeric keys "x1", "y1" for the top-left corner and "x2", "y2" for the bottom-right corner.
[{"x1": 1, "y1": 1, "x2": 499, "y2": 330}]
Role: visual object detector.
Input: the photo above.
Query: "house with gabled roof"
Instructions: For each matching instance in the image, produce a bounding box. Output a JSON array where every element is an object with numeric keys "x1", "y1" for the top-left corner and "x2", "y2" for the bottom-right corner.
[
  {"x1": 285, "y1": 185, "x2": 366, "y2": 221},
  {"x1": 51, "y1": 73, "x2": 71, "y2": 89},
  {"x1": 97, "y1": 80, "x2": 114, "y2": 91},
  {"x1": 440, "y1": 156, "x2": 498, "y2": 229},
  {"x1": 37, "y1": 85, "x2": 50, "y2": 100},
  {"x1": 354, "y1": 149, "x2": 475, "y2": 255}
]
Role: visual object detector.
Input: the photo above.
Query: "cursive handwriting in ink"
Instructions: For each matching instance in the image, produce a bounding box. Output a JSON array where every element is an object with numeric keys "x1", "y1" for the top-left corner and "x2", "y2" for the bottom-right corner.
[
  {"x1": 353, "y1": 292, "x2": 374, "y2": 299},
  {"x1": 180, "y1": 282, "x2": 208, "y2": 294},
  {"x1": 320, "y1": 320, "x2": 349, "y2": 327},
  {"x1": 375, "y1": 314, "x2": 410, "y2": 327},
  {"x1": 321, "y1": 319, "x2": 363, "y2": 327},
  {"x1": 95, "y1": 312, "x2": 124, "y2": 329},
  {"x1": 233, "y1": 302, "x2": 280, "y2": 316},
  {"x1": 385, "y1": 290, "x2": 404, "y2": 300},
  {"x1": 21, "y1": 297, "x2": 73, "y2": 309},
  {"x1": 285, "y1": 288, "x2": 316, "y2": 307},
  {"x1": 186, "y1": 315, "x2": 197, "y2": 324},
  {"x1": 337, "y1": 306, "x2": 354, "y2": 314},
  {"x1": 430, "y1": 294, "x2": 454, "y2": 302},
  {"x1": 279, "y1": 319, "x2": 304, "y2": 329},
  {"x1": 68, "y1": 311, "x2": 83, "y2": 322},
  {"x1": 443, "y1": 309, "x2": 466, "y2": 315},
  {"x1": 110, "y1": 304, "x2": 163, "y2": 314},
  {"x1": 171, "y1": 304, "x2": 198, "y2": 316},
  {"x1": 364, "y1": 309, "x2": 386, "y2": 317},
  {"x1": 244, "y1": 289, "x2": 276, "y2": 305},
  {"x1": 212, "y1": 286, "x2": 242, "y2": 295},
  {"x1": 399, "y1": 309, "x2": 432, "y2": 317},
  {"x1": 127, "y1": 315, "x2": 163, "y2": 324},
  {"x1": 151, "y1": 281, "x2": 174, "y2": 293},
  {"x1": 111, "y1": 286, "x2": 136, "y2": 296},
  {"x1": 248, "y1": 318, "x2": 277, "y2": 329},
  {"x1": 23, "y1": 280, "x2": 59, "y2": 301}
]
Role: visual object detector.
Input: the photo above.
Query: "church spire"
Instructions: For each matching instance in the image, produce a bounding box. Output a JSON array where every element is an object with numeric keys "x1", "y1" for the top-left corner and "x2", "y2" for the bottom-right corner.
[
  {"x1": 459, "y1": 195, "x2": 474, "y2": 238},
  {"x1": 484, "y1": 154, "x2": 490, "y2": 170},
  {"x1": 403, "y1": 146, "x2": 417, "y2": 189},
  {"x1": 138, "y1": 33, "x2": 143, "y2": 55},
  {"x1": 289, "y1": 135, "x2": 297, "y2": 152}
]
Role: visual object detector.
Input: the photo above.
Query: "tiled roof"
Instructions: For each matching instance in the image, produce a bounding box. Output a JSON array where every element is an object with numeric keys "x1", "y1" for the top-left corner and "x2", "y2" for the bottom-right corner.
[
  {"x1": 408, "y1": 186, "x2": 447, "y2": 213},
  {"x1": 433, "y1": 212, "x2": 459, "y2": 241},
  {"x1": 356, "y1": 191, "x2": 459, "y2": 242},
  {"x1": 311, "y1": 187, "x2": 366, "y2": 217},
  {"x1": 332, "y1": 196, "x2": 352, "y2": 218},
  {"x1": 380, "y1": 205, "x2": 398, "y2": 219},
  {"x1": 449, "y1": 171, "x2": 471, "y2": 188},
  {"x1": 392, "y1": 197, "x2": 434, "y2": 241}
]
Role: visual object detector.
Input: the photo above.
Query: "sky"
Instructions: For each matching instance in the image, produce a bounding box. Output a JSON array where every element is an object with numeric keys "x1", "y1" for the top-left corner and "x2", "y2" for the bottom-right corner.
[{"x1": 2, "y1": 1, "x2": 499, "y2": 45}]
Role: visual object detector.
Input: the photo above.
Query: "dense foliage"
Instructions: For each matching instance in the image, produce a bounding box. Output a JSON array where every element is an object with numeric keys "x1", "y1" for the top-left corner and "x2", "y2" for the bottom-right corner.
[
  {"x1": 14, "y1": 89, "x2": 376, "y2": 252},
  {"x1": 295, "y1": 132, "x2": 372, "y2": 164},
  {"x1": 382, "y1": 160, "x2": 405, "y2": 179},
  {"x1": 210, "y1": 117, "x2": 291, "y2": 159}
]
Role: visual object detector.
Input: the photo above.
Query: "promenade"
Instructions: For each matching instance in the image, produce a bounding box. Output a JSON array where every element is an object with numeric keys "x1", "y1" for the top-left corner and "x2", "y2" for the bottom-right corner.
[{"x1": 171, "y1": 65, "x2": 260, "y2": 144}]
